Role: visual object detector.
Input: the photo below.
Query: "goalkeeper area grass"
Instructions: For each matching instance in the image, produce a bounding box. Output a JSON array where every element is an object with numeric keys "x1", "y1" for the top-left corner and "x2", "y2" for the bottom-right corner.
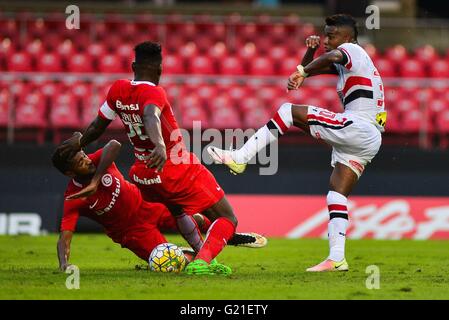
[{"x1": 1, "y1": 235, "x2": 448, "y2": 300}]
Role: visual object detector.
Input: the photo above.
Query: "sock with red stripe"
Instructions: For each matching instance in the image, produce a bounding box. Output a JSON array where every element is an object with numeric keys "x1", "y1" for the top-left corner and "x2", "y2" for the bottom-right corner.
[
  {"x1": 176, "y1": 213, "x2": 204, "y2": 252},
  {"x1": 233, "y1": 103, "x2": 293, "y2": 163},
  {"x1": 327, "y1": 191, "x2": 349, "y2": 262},
  {"x1": 195, "y1": 217, "x2": 236, "y2": 263}
]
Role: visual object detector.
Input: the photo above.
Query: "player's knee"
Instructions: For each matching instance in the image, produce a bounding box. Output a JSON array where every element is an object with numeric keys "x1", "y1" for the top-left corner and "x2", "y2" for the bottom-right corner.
[
  {"x1": 277, "y1": 103, "x2": 293, "y2": 126},
  {"x1": 225, "y1": 214, "x2": 238, "y2": 228},
  {"x1": 326, "y1": 190, "x2": 347, "y2": 206}
]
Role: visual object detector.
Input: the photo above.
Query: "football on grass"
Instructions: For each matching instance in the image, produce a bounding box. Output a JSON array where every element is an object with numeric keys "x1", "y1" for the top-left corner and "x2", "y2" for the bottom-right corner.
[{"x1": 148, "y1": 243, "x2": 187, "y2": 272}]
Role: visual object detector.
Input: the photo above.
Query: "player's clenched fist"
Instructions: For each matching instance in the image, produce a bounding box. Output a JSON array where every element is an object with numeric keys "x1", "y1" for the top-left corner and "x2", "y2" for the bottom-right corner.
[
  {"x1": 287, "y1": 71, "x2": 305, "y2": 91},
  {"x1": 306, "y1": 35, "x2": 320, "y2": 49}
]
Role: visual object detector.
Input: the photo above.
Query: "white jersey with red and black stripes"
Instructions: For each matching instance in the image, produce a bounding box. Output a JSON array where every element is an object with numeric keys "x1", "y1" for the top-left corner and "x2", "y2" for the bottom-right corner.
[{"x1": 334, "y1": 42, "x2": 385, "y2": 128}]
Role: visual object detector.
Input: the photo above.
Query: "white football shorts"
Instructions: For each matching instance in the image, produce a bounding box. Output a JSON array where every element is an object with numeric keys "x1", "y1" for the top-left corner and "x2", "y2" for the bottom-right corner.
[{"x1": 307, "y1": 106, "x2": 382, "y2": 178}]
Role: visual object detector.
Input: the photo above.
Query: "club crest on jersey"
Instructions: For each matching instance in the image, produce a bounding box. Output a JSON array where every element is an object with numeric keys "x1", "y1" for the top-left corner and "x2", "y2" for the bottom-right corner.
[
  {"x1": 101, "y1": 174, "x2": 113, "y2": 187},
  {"x1": 116, "y1": 100, "x2": 139, "y2": 111}
]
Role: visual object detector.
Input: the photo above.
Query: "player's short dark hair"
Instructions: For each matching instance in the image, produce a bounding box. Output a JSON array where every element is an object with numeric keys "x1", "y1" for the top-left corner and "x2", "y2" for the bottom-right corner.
[
  {"x1": 134, "y1": 41, "x2": 162, "y2": 66},
  {"x1": 51, "y1": 148, "x2": 75, "y2": 175},
  {"x1": 325, "y1": 14, "x2": 358, "y2": 41}
]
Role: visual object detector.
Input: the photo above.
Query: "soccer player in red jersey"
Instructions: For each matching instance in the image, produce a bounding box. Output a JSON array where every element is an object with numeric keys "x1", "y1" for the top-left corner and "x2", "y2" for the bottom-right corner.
[
  {"x1": 53, "y1": 136, "x2": 267, "y2": 271},
  {"x1": 57, "y1": 43, "x2": 242, "y2": 274}
]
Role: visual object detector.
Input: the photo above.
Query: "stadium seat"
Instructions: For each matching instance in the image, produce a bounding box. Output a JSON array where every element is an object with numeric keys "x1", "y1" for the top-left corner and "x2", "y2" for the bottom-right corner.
[
  {"x1": 50, "y1": 93, "x2": 81, "y2": 143},
  {"x1": 67, "y1": 52, "x2": 94, "y2": 73},
  {"x1": 258, "y1": 86, "x2": 283, "y2": 104},
  {"x1": 27, "y1": 18, "x2": 48, "y2": 38},
  {"x1": 242, "y1": 106, "x2": 271, "y2": 129},
  {"x1": 179, "y1": 42, "x2": 199, "y2": 60},
  {"x1": 163, "y1": 55, "x2": 186, "y2": 74},
  {"x1": 208, "y1": 42, "x2": 228, "y2": 62},
  {"x1": 398, "y1": 59, "x2": 426, "y2": 78},
  {"x1": 401, "y1": 109, "x2": 422, "y2": 133},
  {"x1": 395, "y1": 98, "x2": 420, "y2": 114},
  {"x1": 0, "y1": 18, "x2": 19, "y2": 38},
  {"x1": 196, "y1": 85, "x2": 218, "y2": 102},
  {"x1": 269, "y1": 45, "x2": 289, "y2": 64},
  {"x1": 15, "y1": 91, "x2": 47, "y2": 144},
  {"x1": 238, "y1": 96, "x2": 261, "y2": 112},
  {"x1": 279, "y1": 56, "x2": 300, "y2": 76},
  {"x1": 210, "y1": 104, "x2": 242, "y2": 129},
  {"x1": 0, "y1": 88, "x2": 10, "y2": 128},
  {"x1": 7, "y1": 52, "x2": 32, "y2": 71},
  {"x1": 429, "y1": 59, "x2": 449, "y2": 78},
  {"x1": 384, "y1": 44, "x2": 408, "y2": 64},
  {"x1": 188, "y1": 55, "x2": 216, "y2": 75},
  {"x1": 373, "y1": 58, "x2": 397, "y2": 78},
  {"x1": 25, "y1": 39, "x2": 44, "y2": 60},
  {"x1": 414, "y1": 45, "x2": 438, "y2": 66},
  {"x1": 36, "y1": 52, "x2": 63, "y2": 72},
  {"x1": 436, "y1": 110, "x2": 449, "y2": 148},
  {"x1": 363, "y1": 43, "x2": 379, "y2": 61},
  {"x1": 428, "y1": 99, "x2": 448, "y2": 122},
  {"x1": 179, "y1": 104, "x2": 209, "y2": 130},
  {"x1": 384, "y1": 109, "x2": 401, "y2": 133},
  {"x1": 56, "y1": 39, "x2": 76, "y2": 60},
  {"x1": 217, "y1": 55, "x2": 244, "y2": 75},
  {"x1": 98, "y1": 54, "x2": 125, "y2": 73},
  {"x1": 249, "y1": 56, "x2": 275, "y2": 76}
]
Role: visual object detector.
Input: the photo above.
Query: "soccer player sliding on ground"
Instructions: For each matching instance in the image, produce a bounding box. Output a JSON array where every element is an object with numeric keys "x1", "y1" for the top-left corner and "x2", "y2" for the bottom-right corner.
[
  {"x1": 208, "y1": 14, "x2": 386, "y2": 272},
  {"x1": 53, "y1": 136, "x2": 267, "y2": 271},
  {"x1": 57, "y1": 42, "x2": 247, "y2": 275}
]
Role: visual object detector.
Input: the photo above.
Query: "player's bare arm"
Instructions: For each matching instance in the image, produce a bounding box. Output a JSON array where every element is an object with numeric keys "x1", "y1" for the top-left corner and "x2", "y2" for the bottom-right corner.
[
  {"x1": 66, "y1": 140, "x2": 122, "y2": 200},
  {"x1": 57, "y1": 230, "x2": 73, "y2": 271},
  {"x1": 287, "y1": 50, "x2": 342, "y2": 91},
  {"x1": 57, "y1": 117, "x2": 111, "y2": 157},
  {"x1": 143, "y1": 105, "x2": 167, "y2": 171}
]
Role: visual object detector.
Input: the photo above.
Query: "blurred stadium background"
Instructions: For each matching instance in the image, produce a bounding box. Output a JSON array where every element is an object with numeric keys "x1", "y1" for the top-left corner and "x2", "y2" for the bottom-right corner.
[{"x1": 1, "y1": 0, "x2": 449, "y2": 239}]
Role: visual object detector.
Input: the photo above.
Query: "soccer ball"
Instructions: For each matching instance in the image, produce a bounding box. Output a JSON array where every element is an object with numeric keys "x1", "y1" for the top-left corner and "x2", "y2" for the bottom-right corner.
[{"x1": 148, "y1": 243, "x2": 187, "y2": 273}]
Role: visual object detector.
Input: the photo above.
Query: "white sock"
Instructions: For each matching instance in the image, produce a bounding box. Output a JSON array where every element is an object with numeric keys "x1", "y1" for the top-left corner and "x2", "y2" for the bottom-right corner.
[
  {"x1": 326, "y1": 191, "x2": 349, "y2": 262},
  {"x1": 233, "y1": 103, "x2": 293, "y2": 163}
]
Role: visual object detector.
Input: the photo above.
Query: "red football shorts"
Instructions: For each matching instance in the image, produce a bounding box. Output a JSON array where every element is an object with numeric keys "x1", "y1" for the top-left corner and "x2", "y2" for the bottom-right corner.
[
  {"x1": 119, "y1": 201, "x2": 173, "y2": 261},
  {"x1": 129, "y1": 156, "x2": 225, "y2": 215}
]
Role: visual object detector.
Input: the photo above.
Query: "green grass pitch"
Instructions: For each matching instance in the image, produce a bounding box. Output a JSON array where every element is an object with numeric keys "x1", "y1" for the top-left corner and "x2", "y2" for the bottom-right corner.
[{"x1": 1, "y1": 235, "x2": 449, "y2": 299}]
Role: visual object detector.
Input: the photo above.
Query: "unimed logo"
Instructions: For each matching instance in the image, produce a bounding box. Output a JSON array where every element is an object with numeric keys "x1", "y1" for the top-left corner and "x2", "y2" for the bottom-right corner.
[{"x1": 0, "y1": 213, "x2": 44, "y2": 235}]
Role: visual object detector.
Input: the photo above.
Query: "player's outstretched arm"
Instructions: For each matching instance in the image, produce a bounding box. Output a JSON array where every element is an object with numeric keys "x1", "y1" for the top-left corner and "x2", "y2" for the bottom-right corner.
[
  {"x1": 57, "y1": 116, "x2": 111, "y2": 158},
  {"x1": 143, "y1": 105, "x2": 167, "y2": 172},
  {"x1": 65, "y1": 140, "x2": 121, "y2": 200},
  {"x1": 303, "y1": 49, "x2": 343, "y2": 76},
  {"x1": 57, "y1": 230, "x2": 73, "y2": 271},
  {"x1": 301, "y1": 35, "x2": 320, "y2": 66}
]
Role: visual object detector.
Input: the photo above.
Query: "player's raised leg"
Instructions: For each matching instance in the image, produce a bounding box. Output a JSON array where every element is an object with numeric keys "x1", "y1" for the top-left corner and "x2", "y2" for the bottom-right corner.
[
  {"x1": 207, "y1": 103, "x2": 310, "y2": 173},
  {"x1": 306, "y1": 162, "x2": 356, "y2": 272}
]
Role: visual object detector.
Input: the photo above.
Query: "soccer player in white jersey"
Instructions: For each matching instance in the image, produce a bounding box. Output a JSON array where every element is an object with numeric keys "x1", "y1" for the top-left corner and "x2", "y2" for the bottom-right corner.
[{"x1": 208, "y1": 14, "x2": 386, "y2": 272}]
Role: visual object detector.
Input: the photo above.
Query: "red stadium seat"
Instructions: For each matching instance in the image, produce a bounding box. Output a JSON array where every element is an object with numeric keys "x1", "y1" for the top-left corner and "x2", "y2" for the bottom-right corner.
[
  {"x1": 0, "y1": 88, "x2": 10, "y2": 128},
  {"x1": 36, "y1": 52, "x2": 63, "y2": 72},
  {"x1": 87, "y1": 43, "x2": 107, "y2": 61},
  {"x1": 208, "y1": 42, "x2": 228, "y2": 63},
  {"x1": 428, "y1": 99, "x2": 449, "y2": 120},
  {"x1": 229, "y1": 86, "x2": 251, "y2": 105},
  {"x1": 414, "y1": 45, "x2": 438, "y2": 65},
  {"x1": 15, "y1": 91, "x2": 47, "y2": 144},
  {"x1": 271, "y1": 23, "x2": 288, "y2": 44},
  {"x1": 25, "y1": 39, "x2": 44, "y2": 60},
  {"x1": 249, "y1": 56, "x2": 275, "y2": 76},
  {"x1": 269, "y1": 46, "x2": 289, "y2": 63},
  {"x1": 242, "y1": 106, "x2": 270, "y2": 129},
  {"x1": 238, "y1": 96, "x2": 261, "y2": 112},
  {"x1": 197, "y1": 85, "x2": 218, "y2": 102},
  {"x1": 163, "y1": 55, "x2": 185, "y2": 74},
  {"x1": 395, "y1": 98, "x2": 420, "y2": 114},
  {"x1": 373, "y1": 58, "x2": 397, "y2": 78},
  {"x1": 384, "y1": 44, "x2": 408, "y2": 64},
  {"x1": 398, "y1": 59, "x2": 426, "y2": 78},
  {"x1": 384, "y1": 109, "x2": 401, "y2": 133},
  {"x1": 429, "y1": 59, "x2": 449, "y2": 78},
  {"x1": 67, "y1": 52, "x2": 94, "y2": 73},
  {"x1": 50, "y1": 93, "x2": 80, "y2": 144},
  {"x1": 179, "y1": 42, "x2": 199, "y2": 60},
  {"x1": 98, "y1": 54, "x2": 125, "y2": 73},
  {"x1": 218, "y1": 56, "x2": 245, "y2": 75},
  {"x1": 56, "y1": 39, "x2": 76, "y2": 60},
  {"x1": 188, "y1": 55, "x2": 216, "y2": 75},
  {"x1": 179, "y1": 104, "x2": 209, "y2": 130},
  {"x1": 401, "y1": 109, "x2": 422, "y2": 133},
  {"x1": 0, "y1": 18, "x2": 19, "y2": 38},
  {"x1": 7, "y1": 52, "x2": 32, "y2": 72},
  {"x1": 363, "y1": 43, "x2": 379, "y2": 61},
  {"x1": 258, "y1": 86, "x2": 283, "y2": 104},
  {"x1": 437, "y1": 110, "x2": 449, "y2": 133},
  {"x1": 237, "y1": 42, "x2": 257, "y2": 61},
  {"x1": 210, "y1": 104, "x2": 242, "y2": 129},
  {"x1": 279, "y1": 56, "x2": 300, "y2": 76},
  {"x1": 27, "y1": 18, "x2": 48, "y2": 38},
  {"x1": 206, "y1": 23, "x2": 226, "y2": 42}
]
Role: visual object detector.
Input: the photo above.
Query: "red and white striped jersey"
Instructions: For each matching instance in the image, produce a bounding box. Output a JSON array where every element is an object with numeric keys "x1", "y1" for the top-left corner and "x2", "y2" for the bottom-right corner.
[{"x1": 334, "y1": 43, "x2": 385, "y2": 131}]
